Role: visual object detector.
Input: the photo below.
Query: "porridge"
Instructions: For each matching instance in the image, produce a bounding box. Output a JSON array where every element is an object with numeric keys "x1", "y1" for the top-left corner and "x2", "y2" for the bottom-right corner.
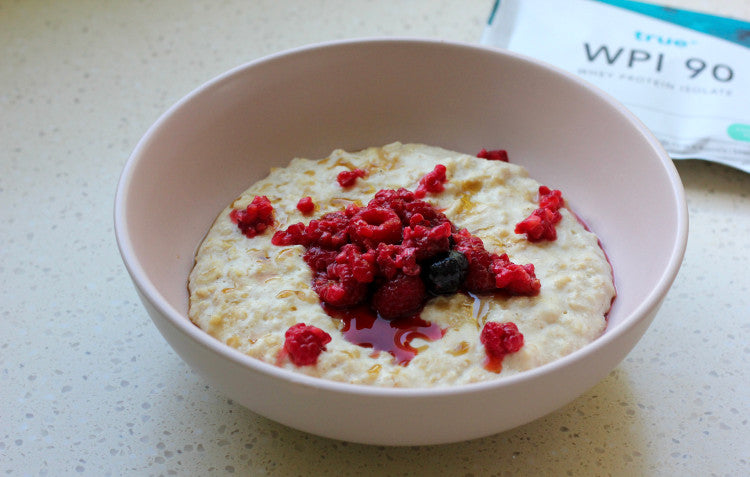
[{"x1": 188, "y1": 143, "x2": 615, "y2": 387}]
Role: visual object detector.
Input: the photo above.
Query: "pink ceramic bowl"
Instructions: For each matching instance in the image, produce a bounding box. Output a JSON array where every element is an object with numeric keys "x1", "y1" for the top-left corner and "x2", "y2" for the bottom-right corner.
[{"x1": 114, "y1": 39, "x2": 687, "y2": 445}]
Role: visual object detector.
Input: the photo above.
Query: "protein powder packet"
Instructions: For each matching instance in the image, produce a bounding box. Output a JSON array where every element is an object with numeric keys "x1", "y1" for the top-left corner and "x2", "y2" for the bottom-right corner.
[{"x1": 481, "y1": 0, "x2": 750, "y2": 173}]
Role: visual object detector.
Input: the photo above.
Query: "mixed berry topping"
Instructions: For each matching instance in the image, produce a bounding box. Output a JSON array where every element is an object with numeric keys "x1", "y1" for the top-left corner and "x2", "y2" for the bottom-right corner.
[
  {"x1": 237, "y1": 152, "x2": 553, "y2": 369},
  {"x1": 282, "y1": 323, "x2": 332, "y2": 366},
  {"x1": 229, "y1": 195, "x2": 275, "y2": 238},
  {"x1": 273, "y1": 178, "x2": 541, "y2": 316},
  {"x1": 515, "y1": 185, "x2": 564, "y2": 242}
]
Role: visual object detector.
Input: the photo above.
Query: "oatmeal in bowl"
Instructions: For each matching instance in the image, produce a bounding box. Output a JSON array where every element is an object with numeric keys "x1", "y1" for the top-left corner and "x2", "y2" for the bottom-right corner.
[
  {"x1": 115, "y1": 39, "x2": 686, "y2": 445},
  {"x1": 188, "y1": 142, "x2": 616, "y2": 387}
]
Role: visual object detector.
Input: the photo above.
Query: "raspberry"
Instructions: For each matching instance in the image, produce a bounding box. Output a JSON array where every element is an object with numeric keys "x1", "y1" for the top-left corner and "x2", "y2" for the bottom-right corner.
[
  {"x1": 303, "y1": 246, "x2": 339, "y2": 273},
  {"x1": 480, "y1": 321, "x2": 524, "y2": 359},
  {"x1": 515, "y1": 186, "x2": 563, "y2": 242},
  {"x1": 311, "y1": 272, "x2": 369, "y2": 308},
  {"x1": 283, "y1": 323, "x2": 332, "y2": 366},
  {"x1": 414, "y1": 164, "x2": 447, "y2": 198},
  {"x1": 329, "y1": 244, "x2": 377, "y2": 284},
  {"x1": 303, "y1": 212, "x2": 350, "y2": 249},
  {"x1": 229, "y1": 195, "x2": 275, "y2": 238},
  {"x1": 337, "y1": 168, "x2": 367, "y2": 187},
  {"x1": 296, "y1": 196, "x2": 315, "y2": 215},
  {"x1": 372, "y1": 273, "x2": 427, "y2": 320},
  {"x1": 424, "y1": 250, "x2": 469, "y2": 295},
  {"x1": 348, "y1": 207, "x2": 402, "y2": 249},
  {"x1": 477, "y1": 148, "x2": 509, "y2": 162}
]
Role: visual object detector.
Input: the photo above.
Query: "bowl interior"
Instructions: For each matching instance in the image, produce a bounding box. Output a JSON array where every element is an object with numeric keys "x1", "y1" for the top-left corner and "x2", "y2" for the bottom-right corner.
[{"x1": 117, "y1": 39, "x2": 685, "y2": 383}]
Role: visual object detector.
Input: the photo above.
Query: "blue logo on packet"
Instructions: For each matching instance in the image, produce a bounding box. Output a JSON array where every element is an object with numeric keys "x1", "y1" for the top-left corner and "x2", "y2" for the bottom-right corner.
[{"x1": 634, "y1": 31, "x2": 696, "y2": 47}]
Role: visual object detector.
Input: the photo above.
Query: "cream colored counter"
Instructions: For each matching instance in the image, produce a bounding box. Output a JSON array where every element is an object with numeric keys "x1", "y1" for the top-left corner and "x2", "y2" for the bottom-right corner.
[{"x1": 2, "y1": 1, "x2": 748, "y2": 474}]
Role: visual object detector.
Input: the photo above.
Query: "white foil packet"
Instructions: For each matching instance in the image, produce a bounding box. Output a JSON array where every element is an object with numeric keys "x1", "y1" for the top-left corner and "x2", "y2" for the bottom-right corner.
[{"x1": 481, "y1": 0, "x2": 750, "y2": 173}]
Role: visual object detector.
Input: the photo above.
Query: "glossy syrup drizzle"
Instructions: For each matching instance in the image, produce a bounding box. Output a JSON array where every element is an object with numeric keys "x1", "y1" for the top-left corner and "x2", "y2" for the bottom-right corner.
[{"x1": 323, "y1": 304, "x2": 444, "y2": 365}]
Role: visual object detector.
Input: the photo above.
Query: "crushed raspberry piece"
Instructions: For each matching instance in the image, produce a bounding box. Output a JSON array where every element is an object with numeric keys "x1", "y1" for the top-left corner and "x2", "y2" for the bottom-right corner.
[
  {"x1": 283, "y1": 323, "x2": 332, "y2": 366},
  {"x1": 414, "y1": 164, "x2": 447, "y2": 198},
  {"x1": 515, "y1": 186, "x2": 564, "y2": 242},
  {"x1": 403, "y1": 200, "x2": 450, "y2": 228},
  {"x1": 538, "y1": 186, "x2": 564, "y2": 210},
  {"x1": 491, "y1": 253, "x2": 541, "y2": 296},
  {"x1": 375, "y1": 243, "x2": 420, "y2": 279},
  {"x1": 480, "y1": 321, "x2": 524, "y2": 364},
  {"x1": 401, "y1": 221, "x2": 452, "y2": 261},
  {"x1": 337, "y1": 168, "x2": 367, "y2": 187},
  {"x1": 477, "y1": 148, "x2": 509, "y2": 162},
  {"x1": 372, "y1": 273, "x2": 427, "y2": 320},
  {"x1": 408, "y1": 213, "x2": 426, "y2": 228},
  {"x1": 304, "y1": 212, "x2": 351, "y2": 249},
  {"x1": 514, "y1": 208, "x2": 561, "y2": 241},
  {"x1": 296, "y1": 196, "x2": 315, "y2": 215},
  {"x1": 230, "y1": 195, "x2": 275, "y2": 238},
  {"x1": 330, "y1": 244, "x2": 377, "y2": 284},
  {"x1": 271, "y1": 222, "x2": 306, "y2": 246}
]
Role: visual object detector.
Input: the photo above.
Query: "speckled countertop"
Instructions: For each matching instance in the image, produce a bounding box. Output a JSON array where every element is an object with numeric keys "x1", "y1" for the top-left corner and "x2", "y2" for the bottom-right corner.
[{"x1": 2, "y1": 0, "x2": 749, "y2": 475}]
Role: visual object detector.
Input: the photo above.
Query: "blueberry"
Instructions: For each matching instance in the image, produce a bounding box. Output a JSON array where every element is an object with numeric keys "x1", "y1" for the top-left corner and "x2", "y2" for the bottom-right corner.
[{"x1": 424, "y1": 250, "x2": 469, "y2": 295}]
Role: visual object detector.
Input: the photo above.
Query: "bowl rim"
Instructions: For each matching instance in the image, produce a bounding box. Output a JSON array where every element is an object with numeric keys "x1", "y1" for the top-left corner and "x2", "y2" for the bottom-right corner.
[{"x1": 114, "y1": 36, "x2": 688, "y2": 398}]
